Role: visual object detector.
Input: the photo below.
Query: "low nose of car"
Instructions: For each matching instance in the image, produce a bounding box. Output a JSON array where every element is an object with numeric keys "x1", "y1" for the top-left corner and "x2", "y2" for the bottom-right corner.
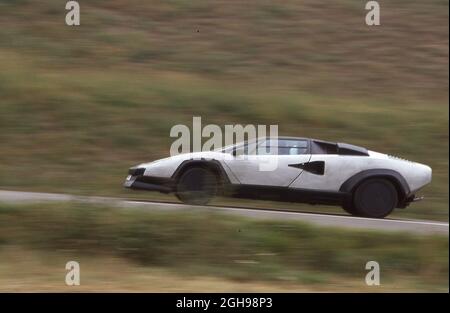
[{"x1": 128, "y1": 166, "x2": 146, "y2": 176}]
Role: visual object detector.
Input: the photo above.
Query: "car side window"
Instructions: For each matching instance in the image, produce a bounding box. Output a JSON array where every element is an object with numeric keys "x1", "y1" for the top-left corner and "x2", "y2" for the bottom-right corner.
[{"x1": 257, "y1": 139, "x2": 308, "y2": 155}]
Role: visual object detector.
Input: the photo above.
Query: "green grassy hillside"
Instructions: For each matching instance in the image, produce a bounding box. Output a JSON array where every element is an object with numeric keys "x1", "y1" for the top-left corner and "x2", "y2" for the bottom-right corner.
[{"x1": 0, "y1": 0, "x2": 448, "y2": 220}]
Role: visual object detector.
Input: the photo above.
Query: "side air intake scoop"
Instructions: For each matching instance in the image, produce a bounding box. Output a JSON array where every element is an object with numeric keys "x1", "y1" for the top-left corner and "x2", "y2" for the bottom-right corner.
[{"x1": 336, "y1": 143, "x2": 369, "y2": 156}]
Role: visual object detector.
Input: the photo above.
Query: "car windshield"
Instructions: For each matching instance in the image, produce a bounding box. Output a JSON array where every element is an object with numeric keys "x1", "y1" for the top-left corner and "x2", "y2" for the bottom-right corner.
[{"x1": 216, "y1": 138, "x2": 258, "y2": 153}]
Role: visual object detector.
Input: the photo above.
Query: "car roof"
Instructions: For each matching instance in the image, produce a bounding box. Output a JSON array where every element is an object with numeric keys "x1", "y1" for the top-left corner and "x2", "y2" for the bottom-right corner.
[
  {"x1": 260, "y1": 136, "x2": 326, "y2": 142},
  {"x1": 259, "y1": 137, "x2": 369, "y2": 156}
]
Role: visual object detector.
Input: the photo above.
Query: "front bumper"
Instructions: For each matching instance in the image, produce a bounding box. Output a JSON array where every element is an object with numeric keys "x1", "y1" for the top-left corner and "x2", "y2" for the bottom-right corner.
[{"x1": 123, "y1": 175, "x2": 174, "y2": 193}]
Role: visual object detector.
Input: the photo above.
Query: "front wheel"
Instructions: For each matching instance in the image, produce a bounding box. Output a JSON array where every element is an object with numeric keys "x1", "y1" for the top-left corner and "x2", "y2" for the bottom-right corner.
[
  {"x1": 353, "y1": 178, "x2": 398, "y2": 218},
  {"x1": 175, "y1": 167, "x2": 218, "y2": 205}
]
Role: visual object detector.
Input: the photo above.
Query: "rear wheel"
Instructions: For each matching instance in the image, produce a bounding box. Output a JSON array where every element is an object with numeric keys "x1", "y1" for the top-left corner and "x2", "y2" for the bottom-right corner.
[
  {"x1": 175, "y1": 167, "x2": 218, "y2": 205},
  {"x1": 353, "y1": 178, "x2": 398, "y2": 218}
]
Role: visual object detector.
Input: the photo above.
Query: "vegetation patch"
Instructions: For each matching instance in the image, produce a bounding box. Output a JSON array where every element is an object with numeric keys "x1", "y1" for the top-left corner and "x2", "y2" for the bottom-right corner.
[{"x1": 0, "y1": 202, "x2": 447, "y2": 290}]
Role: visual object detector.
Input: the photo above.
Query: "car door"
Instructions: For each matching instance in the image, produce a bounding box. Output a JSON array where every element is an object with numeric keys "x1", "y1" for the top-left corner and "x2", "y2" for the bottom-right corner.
[
  {"x1": 224, "y1": 139, "x2": 312, "y2": 187},
  {"x1": 289, "y1": 154, "x2": 377, "y2": 192}
]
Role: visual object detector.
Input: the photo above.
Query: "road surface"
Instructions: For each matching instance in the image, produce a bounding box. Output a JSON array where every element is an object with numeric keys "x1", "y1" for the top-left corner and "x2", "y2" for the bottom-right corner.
[{"x1": 0, "y1": 190, "x2": 447, "y2": 235}]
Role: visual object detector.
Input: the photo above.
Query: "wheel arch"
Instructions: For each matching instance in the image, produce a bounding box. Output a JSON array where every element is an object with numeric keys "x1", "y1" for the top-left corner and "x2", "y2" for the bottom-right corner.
[
  {"x1": 171, "y1": 159, "x2": 231, "y2": 184},
  {"x1": 339, "y1": 169, "x2": 410, "y2": 206}
]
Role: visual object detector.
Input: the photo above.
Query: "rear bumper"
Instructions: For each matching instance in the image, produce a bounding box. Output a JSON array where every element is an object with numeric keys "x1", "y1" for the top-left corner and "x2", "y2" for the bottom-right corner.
[{"x1": 123, "y1": 175, "x2": 174, "y2": 193}]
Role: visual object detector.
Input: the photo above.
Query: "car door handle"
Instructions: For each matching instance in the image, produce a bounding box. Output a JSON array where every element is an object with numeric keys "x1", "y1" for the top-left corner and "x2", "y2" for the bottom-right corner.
[{"x1": 288, "y1": 161, "x2": 325, "y2": 175}]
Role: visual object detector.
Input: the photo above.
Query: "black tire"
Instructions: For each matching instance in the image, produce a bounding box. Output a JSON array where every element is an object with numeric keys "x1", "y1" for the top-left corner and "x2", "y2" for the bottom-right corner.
[
  {"x1": 342, "y1": 201, "x2": 357, "y2": 215},
  {"x1": 175, "y1": 167, "x2": 218, "y2": 205},
  {"x1": 353, "y1": 178, "x2": 398, "y2": 218}
]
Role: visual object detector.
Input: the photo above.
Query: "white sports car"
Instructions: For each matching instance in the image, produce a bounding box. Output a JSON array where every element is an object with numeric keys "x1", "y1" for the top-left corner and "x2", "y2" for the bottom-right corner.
[{"x1": 124, "y1": 137, "x2": 432, "y2": 218}]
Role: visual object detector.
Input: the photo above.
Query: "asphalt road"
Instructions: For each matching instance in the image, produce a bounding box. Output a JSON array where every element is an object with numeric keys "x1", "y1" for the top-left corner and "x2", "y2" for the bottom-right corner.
[{"x1": 0, "y1": 190, "x2": 448, "y2": 235}]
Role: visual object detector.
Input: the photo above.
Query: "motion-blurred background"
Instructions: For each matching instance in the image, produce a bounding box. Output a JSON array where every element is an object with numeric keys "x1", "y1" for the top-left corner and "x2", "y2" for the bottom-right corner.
[{"x1": 0, "y1": 0, "x2": 448, "y2": 291}]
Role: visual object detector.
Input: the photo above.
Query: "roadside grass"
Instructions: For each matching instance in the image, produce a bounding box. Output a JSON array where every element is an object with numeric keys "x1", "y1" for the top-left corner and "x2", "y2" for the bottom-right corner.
[
  {"x1": 0, "y1": 0, "x2": 448, "y2": 220},
  {"x1": 0, "y1": 247, "x2": 441, "y2": 292},
  {"x1": 0, "y1": 202, "x2": 447, "y2": 291},
  {"x1": 0, "y1": 247, "x2": 444, "y2": 292}
]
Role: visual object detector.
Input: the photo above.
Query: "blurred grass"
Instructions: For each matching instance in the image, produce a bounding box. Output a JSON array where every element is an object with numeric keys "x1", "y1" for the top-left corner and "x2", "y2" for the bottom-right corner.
[
  {"x1": 0, "y1": 0, "x2": 448, "y2": 220},
  {"x1": 0, "y1": 201, "x2": 448, "y2": 291},
  {"x1": 1, "y1": 248, "x2": 442, "y2": 292}
]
